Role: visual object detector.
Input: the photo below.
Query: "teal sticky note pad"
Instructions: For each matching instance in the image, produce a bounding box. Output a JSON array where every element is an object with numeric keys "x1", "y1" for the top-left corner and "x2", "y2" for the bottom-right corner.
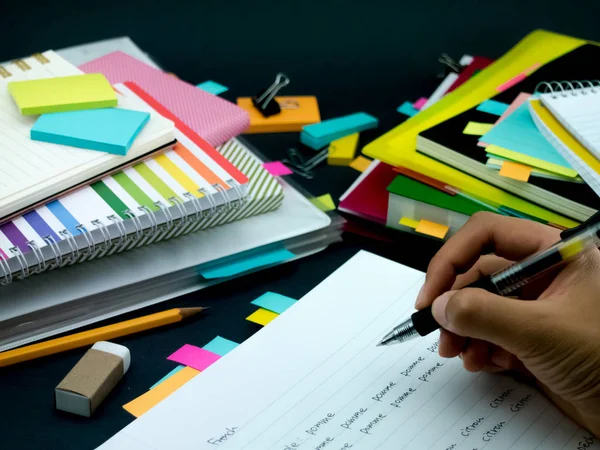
[
  {"x1": 476, "y1": 99, "x2": 509, "y2": 116},
  {"x1": 31, "y1": 108, "x2": 150, "y2": 156},
  {"x1": 203, "y1": 336, "x2": 239, "y2": 357},
  {"x1": 196, "y1": 80, "x2": 229, "y2": 95},
  {"x1": 199, "y1": 247, "x2": 295, "y2": 279},
  {"x1": 302, "y1": 112, "x2": 378, "y2": 139},
  {"x1": 251, "y1": 292, "x2": 297, "y2": 314},
  {"x1": 397, "y1": 101, "x2": 419, "y2": 117},
  {"x1": 150, "y1": 365, "x2": 185, "y2": 389}
]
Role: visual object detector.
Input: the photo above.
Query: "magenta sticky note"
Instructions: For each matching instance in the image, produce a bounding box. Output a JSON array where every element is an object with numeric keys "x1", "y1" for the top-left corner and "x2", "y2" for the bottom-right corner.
[
  {"x1": 262, "y1": 161, "x2": 293, "y2": 177},
  {"x1": 413, "y1": 97, "x2": 428, "y2": 110},
  {"x1": 167, "y1": 344, "x2": 221, "y2": 371}
]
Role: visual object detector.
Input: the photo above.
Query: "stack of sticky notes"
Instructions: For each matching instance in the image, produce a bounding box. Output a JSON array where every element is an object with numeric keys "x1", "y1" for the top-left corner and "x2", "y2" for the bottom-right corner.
[
  {"x1": 328, "y1": 133, "x2": 359, "y2": 166},
  {"x1": 237, "y1": 96, "x2": 321, "y2": 133},
  {"x1": 300, "y1": 112, "x2": 378, "y2": 150}
]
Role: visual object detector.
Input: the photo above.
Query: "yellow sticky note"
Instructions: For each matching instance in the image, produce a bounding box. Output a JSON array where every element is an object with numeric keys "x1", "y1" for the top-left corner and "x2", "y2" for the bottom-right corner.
[
  {"x1": 399, "y1": 217, "x2": 420, "y2": 229},
  {"x1": 499, "y1": 161, "x2": 532, "y2": 182},
  {"x1": 328, "y1": 133, "x2": 359, "y2": 166},
  {"x1": 415, "y1": 219, "x2": 449, "y2": 239},
  {"x1": 310, "y1": 194, "x2": 336, "y2": 212},
  {"x1": 349, "y1": 155, "x2": 372, "y2": 173},
  {"x1": 8, "y1": 73, "x2": 117, "y2": 115},
  {"x1": 246, "y1": 308, "x2": 279, "y2": 326},
  {"x1": 123, "y1": 366, "x2": 199, "y2": 418},
  {"x1": 463, "y1": 121, "x2": 494, "y2": 136}
]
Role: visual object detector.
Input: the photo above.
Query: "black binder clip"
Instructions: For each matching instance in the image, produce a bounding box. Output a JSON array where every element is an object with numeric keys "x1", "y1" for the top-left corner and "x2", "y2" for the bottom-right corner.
[
  {"x1": 252, "y1": 73, "x2": 290, "y2": 117},
  {"x1": 437, "y1": 53, "x2": 465, "y2": 78}
]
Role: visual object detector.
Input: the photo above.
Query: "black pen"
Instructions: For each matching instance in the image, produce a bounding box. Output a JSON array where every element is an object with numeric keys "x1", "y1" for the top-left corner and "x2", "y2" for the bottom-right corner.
[{"x1": 378, "y1": 213, "x2": 600, "y2": 346}]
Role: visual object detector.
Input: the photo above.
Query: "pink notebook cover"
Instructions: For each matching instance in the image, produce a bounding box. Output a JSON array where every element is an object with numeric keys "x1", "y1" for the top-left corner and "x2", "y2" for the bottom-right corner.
[{"x1": 80, "y1": 51, "x2": 249, "y2": 147}]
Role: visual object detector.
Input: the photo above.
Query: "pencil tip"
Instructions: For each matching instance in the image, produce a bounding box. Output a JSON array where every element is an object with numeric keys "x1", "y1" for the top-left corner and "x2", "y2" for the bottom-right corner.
[{"x1": 179, "y1": 307, "x2": 209, "y2": 319}]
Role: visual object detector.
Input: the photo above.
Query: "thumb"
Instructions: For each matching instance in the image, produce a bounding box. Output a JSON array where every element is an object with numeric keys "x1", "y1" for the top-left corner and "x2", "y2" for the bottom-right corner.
[{"x1": 431, "y1": 288, "x2": 543, "y2": 354}]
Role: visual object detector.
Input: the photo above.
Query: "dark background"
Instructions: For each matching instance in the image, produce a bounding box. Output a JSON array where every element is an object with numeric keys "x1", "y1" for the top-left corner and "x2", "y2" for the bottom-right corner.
[{"x1": 1, "y1": 2, "x2": 600, "y2": 448}]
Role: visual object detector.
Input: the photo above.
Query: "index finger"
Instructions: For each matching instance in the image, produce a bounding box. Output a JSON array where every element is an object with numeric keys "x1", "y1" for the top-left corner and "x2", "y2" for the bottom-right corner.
[{"x1": 416, "y1": 212, "x2": 561, "y2": 308}]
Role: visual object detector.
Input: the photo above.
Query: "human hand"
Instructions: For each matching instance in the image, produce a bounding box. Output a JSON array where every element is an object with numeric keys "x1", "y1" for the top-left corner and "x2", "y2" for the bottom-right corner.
[{"x1": 415, "y1": 212, "x2": 600, "y2": 436}]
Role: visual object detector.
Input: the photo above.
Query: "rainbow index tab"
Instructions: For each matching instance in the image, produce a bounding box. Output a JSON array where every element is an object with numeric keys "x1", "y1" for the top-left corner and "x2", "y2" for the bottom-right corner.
[{"x1": 8, "y1": 73, "x2": 117, "y2": 115}]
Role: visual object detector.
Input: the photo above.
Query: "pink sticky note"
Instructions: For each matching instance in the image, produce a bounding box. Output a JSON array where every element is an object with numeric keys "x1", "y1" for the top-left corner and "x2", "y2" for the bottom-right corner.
[
  {"x1": 477, "y1": 92, "x2": 531, "y2": 147},
  {"x1": 413, "y1": 97, "x2": 428, "y2": 110},
  {"x1": 263, "y1": 161, "x2": 293, "y2": 177},
  {"x1": 167, "y1": 344, "x2": 221, "y2": 371}
]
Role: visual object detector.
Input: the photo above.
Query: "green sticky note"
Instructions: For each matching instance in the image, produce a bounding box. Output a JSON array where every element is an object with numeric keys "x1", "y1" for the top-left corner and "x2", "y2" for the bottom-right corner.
[{"x1": 310, "y1": 194, "x2": 336, "y2": 212}]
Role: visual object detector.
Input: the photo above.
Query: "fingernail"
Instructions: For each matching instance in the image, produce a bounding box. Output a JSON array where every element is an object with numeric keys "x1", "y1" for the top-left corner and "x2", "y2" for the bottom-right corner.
[
  {"x1": 431, "y1": 291, "x2": 456, "y2": 328},
  {"x1": 415, "y1": 288, "x2": 427, "y2": 309}
]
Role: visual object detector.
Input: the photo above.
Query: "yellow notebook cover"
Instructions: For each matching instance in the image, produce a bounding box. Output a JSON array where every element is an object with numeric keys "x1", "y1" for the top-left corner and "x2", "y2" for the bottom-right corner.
[
  {"x1": 8, "y1": 73, "x2": 117, "y2": 115},
  {"x1": 237, "y1": 96, "x2": 320, "y2": 133}
]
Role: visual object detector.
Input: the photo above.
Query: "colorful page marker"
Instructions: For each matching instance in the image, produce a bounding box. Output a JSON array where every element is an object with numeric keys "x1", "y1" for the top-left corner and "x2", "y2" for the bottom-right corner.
[
  {"x1": 476, "y1": 99, "x2": 510, "y2": 116},
  {"x1": 478, "y1": 93, "x2": 531, "y2": 147},
  {"x1": 8, "y1": 73, "x2": 117, "y2": 115},
  {"x1": 262, "y1": 161, "x2": 293, "y2": 176},
  {"x1": 349, "y1": 155, "x2": 372, "y2": 173},
  {"x1": 463, "y1": 121, "x2": 494, "y2": 136},
  {"x1": 203, "y1": 336, "x2": 239, "y2": 357},
  {"x1": 123, "y1": 366, "x2": 199, "y2": 418},
  {"x1": 237, "y1": 96, "x2": 321, "y2": 134},
  {"x1": 413, "y1": 97, "x2": 428, "y2": 110},
  {"x1": 499, "y1": 161, "x2": 532, "y2": 182},
  {"x1": 301, "y1": 112, "x2": 378, "y2": 149},
  {"x1": 397, "y1": 101, "x2": 419, "y2": 117},
  {"x1": 328, "y1": 133, "x2": 359, "y2": 166},
  {"x1": 31, "y1": 108, "x2": 150, "y2": 156},
  {"x1": 196, "y1": 80, "x2": 228, "y2": 95},
  {"x1": 251, "y1": 292, "x2": 297, "y2": 314},
  {"x1": 150, "y1": 365, "x2": 185, "y2": 390},
  {"x1": 167, "y1": 344, "x2": 221, "y2": 371},
  {"x1": 199, "y1": 247, "x2": 295, "y2": 279},
  {"x1": 496, "y1": 63, "x2": 540, "y2": 92},
  {"x1": 415, "y1": 219, "x2": 450, "y2": 240},
  {"x1": 399, "y1": 217, "x2": 419, "y2": 229},
  {"x1": 310, "y1": 194, "x2": 336, "y2": 212},
  {"x1": 246, "y1": 308, "x2": 279, "y2": 326}
]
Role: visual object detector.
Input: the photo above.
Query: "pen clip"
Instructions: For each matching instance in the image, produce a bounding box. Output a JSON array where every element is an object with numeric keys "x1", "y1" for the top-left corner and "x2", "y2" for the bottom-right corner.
[{"x1": 560, "y1": 210, "x2": 600, "y2": 239}]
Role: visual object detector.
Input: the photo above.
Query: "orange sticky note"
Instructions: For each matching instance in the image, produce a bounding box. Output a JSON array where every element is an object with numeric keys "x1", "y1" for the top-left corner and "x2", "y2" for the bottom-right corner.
[
  {"x1": 123, "y1": 366, "x2": 199, "y2": 418},
  {"x1": 237, "y1": 96, "x2": 321, "y2": 133},
  {"x1": 349, "y1": 155, "x2": 372, "y2": 173},
  {"x1": 415, "y1": 220, "x2": 449, "y2": 240},
  {"x1": 246, "y1": 308, "x2": 279, "y2": 326},
  {"x1": 499, "y1": 161, "x2": 532, "y2": 182}
]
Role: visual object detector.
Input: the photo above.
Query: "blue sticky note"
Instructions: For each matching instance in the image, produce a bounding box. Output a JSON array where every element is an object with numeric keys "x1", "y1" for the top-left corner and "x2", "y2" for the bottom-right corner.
[
  {"x1": 150, "y1": 365, "x2": 185, "y2": 389},
  {"x1": 251, "y1": 292, "x2": 297, "y2": 314},
  {"x1": 203, "y1": 336, "x2": 239, "y2": 357},
  {"x1": 301, "y1": 112, "x2": 378, "y2": 149},
  {"x1": 31, "y1": 108, "x2": 150, "y2": 156},
  {"x1": 397, "y1": 101, "x2": 419, "y2": 117},
  {"x1": 476, "y1": 99, "x2": 510, "y2": 116},
  {"x1": 199, "y1": 247, "x2": 295, "y2": 279},
  {"x1": 196, "y1": 80, "x2": 229, "y2": 95},
  {"x1": 480, "y1": 103, "x2": 572, "y2": 170}
]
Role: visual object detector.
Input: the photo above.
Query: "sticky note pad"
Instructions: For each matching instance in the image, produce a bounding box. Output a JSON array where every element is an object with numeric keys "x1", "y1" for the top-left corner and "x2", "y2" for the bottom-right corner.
[
  {"x1": 301, "y1": 112, "x2": 378, "y2": 149},
  {"x1": 263, "y1": 161, "x2": 293, "y2": 176},
  {"x1": 167, "y1": 344, "x2": 221, "y2": 371},
  {"x1": 415, "y1": 220, "x2": 450, "y2": 240},
  {"x1": 476, "y1": 99, "x2": 509, "y2": 116},
  {"x1": 237, "y1": 96, "x2": 320, "y2": 133},
  {"x1": 399, "y1": 217, "x2": 419, "y2": 229},
  {"x1": 310, "y1": 194, "x2": 336, "y2": 212},
  {"x1": 150, "y1": 365, "x2": 185, "y2": 389},
  {"x1": 349, "y1": 155, "x2": 372, "y2": 173},
  {"x1": 251, "y1": 292, "x2": 297, "y2": 314},
  {"x1": 413, "y1": 97, "x2": 428, "y2": 110},
  {"x1": 196, "y1": 80, "x2": 228, "y2": 95},
  {"x1": 397, "y1": 101, "x2": 419, "y2": 117},
  {"x1": 8, "y1": 73, "x2": 117, "y2": 115},
  {"x1": 499, "y1": 161, "x2": 532, "y2": 182},
  {"x1": 31, "y1": 108, "x2": 150, "y2": 155},
  {"x1": 123, "y1": 366, "x2": 199, "y2": 418},
  {"x1": 328, "y1": 133, "x2": 359, "y2": 166},
  {"x1": 463, "y1": 121, "x2": 494, "y2": 136},
  {"x1": 246, "y1": 308, "x2": 279, "y2": 326},
  {"x1": 203, "y1": 336, "x2": 239, "y2": 357}
]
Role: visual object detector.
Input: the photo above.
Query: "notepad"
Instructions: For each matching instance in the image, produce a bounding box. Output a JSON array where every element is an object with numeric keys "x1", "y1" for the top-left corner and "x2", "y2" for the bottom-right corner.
[
  {"x1": 98, "y1": 251, "x2": 597, "y2": 450},
  {"x1": 237, "y1": 96, "x2": 320, "y2": 133},
  {"x1": 8, "y1": 73, "x2": 117, "y2": 115},
  {"x1": 31, "y1": 108, "x2": 150, "y2": 155}
]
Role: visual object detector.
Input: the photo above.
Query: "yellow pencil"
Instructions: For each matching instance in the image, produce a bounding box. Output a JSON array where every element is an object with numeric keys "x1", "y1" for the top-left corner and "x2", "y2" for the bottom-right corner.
[{"x1": 0, "y1": 307, "x2": 207, "y2": 368}]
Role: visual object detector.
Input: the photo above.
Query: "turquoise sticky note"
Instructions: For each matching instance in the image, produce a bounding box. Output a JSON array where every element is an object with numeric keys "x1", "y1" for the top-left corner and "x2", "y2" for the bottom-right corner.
[
  {"x1": 203, "y1": 336, "x2": 239, "y2": 356},
  {"x1": 31, "y1": 108, "x2": 150, "y2": 156},
  {"x1": 397, "y1": 101, "x2": 419, "y2": 117},
  {"x1": 301, "y1": 112, "x2": 378, "y2": 149},
  {"x1": 199, "y1": 247, "x2": 295, "y2": 279},
  {"x1": 150, "y1": 365, "x2": 185, "y2": 389},
  {"x1": 251, "y1": 292, "x2": 297, "y2": 314},
  {"x1": 476, "y1": 99, "x2": 510, "y2": 116},
  {"x1": 196, "y1": 80, "x2": 228, "y2": 95}
]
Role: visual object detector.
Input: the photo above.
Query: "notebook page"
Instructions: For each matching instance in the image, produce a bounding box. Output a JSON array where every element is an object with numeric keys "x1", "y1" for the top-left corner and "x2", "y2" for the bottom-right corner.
[
  {"x1": 540, "y1": 89, "x2": 600, "y2": 160},
  {"x1": 97, "y1": 251, "x2": 597, "y2": 450}
]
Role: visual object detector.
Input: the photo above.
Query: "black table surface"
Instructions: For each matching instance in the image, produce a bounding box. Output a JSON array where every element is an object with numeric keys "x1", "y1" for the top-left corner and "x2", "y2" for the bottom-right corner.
[{"x1": 2, "y1": 2, "x2": 600, "y2": 448}]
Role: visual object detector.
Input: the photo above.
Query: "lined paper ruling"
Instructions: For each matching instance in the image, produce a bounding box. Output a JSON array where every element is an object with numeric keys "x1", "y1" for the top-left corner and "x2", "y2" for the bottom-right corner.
[{"x1": 97, "y1": 251, "x2": 598, "y2": 450}]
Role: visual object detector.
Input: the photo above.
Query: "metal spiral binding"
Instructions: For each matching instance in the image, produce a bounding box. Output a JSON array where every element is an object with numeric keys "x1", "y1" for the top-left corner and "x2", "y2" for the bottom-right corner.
[
  {"x1": 43, "y1": 235, "x2": 63, "y2": 270},
  {"x1": 201, "y1": 188, "x2": 218, "y2": 218},
  {"x1": 169, "y1": 197, "x2": 189, "y2": 229},
  {"x1": 0, "y1": 254, "x2": 12, "y2": 286},
  {"x1": 10, "y1": 247, "x2": 29, "y2": 280},
  {"x1": 124, "y1": 210, "x2": 144, "y2": 245},
  {"x1": 26, "y1": 241, "x2": 46, "y2": 274},
  {"x1": 228, "y1": 180, "x2": 246, "y2": 210},
  {"x1": 214, "y1": 183, "x2": 232, "y2": 212},
  {"x1": 76, "y1": 224, "x2": 96, "y2": 260},
  {"x1": 91, "y1": 219, "x2": 112, "y2": 259},
  {"x1": 109, "y1": 215, "x2": 129, "y2": 253},
  {"x1": 59, "y1": 230, "x2": 80, "y2": 266},
  {"x1": 184, "y1": 192, "x2": 203, "y2": 223},
  {"x1": 536, "y1": 80, "x2": 600, "y2": 98},
  {"x1": 139, "y1": 205, "x2": 158, "y2": 237}
]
